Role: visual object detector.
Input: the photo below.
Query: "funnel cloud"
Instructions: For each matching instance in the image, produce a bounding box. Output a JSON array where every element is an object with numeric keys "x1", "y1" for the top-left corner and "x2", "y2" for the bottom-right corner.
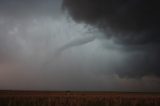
[{"x1": 54, "y1": 33, "x2": 96, "y2": 56}]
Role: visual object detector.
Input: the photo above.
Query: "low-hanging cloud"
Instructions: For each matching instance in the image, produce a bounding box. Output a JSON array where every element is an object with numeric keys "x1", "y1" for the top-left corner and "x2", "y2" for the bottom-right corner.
[{"x1": 62, "y1": 0, "x2": 160, "y2": 78}]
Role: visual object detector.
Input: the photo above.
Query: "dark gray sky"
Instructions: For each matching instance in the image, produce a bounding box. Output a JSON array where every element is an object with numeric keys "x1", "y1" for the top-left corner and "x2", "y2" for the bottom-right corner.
[{"x1": 0, "y1": 0, "x2": 160, "y2": 91}]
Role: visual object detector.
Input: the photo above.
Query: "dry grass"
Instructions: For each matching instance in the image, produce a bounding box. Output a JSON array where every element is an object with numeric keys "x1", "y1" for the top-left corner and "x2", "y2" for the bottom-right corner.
[{"x1": 0, "y1": 91, "x2": 160, "y2": 106}]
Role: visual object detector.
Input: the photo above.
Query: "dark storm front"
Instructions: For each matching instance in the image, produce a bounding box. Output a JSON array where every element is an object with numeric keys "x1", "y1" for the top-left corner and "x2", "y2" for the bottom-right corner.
[{"x1": 62, "y1": 0, "x2": 160, "y2": 78}]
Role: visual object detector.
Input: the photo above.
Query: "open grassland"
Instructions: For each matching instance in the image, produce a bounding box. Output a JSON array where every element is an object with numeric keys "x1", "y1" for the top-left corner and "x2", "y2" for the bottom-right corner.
[{"x1": 0, "y1": 91, "x2": 160, "y2": 106}]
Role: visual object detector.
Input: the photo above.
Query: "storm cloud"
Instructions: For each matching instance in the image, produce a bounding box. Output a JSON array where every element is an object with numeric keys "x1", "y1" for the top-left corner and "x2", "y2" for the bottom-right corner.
[
  {"x1": 62, "y1": 0, "x2": 160, "y2": 45},
  {"x1": 63, "y1": 0, "x2": 160, "y2": 78},
  {"x1": 0, "y1": 0, "x2": 160, "y2": 91}
]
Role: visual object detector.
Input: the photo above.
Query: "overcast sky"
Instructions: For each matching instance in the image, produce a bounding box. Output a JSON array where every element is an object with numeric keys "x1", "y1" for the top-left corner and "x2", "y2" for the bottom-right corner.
[{"x1": 0, "y1": 0, "x2": 160, "y2": 91}]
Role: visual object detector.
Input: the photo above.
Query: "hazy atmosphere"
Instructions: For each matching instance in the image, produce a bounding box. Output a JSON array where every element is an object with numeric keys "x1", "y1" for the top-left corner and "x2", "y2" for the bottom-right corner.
[{"x1": 0, "y1": 0, "x2": 160, "y2": 91}]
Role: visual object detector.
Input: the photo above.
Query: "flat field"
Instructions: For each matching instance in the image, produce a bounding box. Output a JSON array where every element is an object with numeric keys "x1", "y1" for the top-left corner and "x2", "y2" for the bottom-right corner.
[{"x1": 0, "y1": 91, "x2": 160, "y2": 106}]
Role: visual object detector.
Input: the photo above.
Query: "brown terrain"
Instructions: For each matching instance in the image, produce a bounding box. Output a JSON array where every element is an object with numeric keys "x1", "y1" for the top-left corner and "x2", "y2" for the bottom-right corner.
[{"x1": 0, "y1": 90, "x2": 160, "y2": 106}]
